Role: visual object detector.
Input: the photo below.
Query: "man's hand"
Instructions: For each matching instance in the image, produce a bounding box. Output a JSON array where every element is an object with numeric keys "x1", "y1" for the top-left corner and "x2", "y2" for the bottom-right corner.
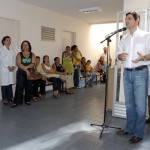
[
  {"x1": 118, "y1": 53, "x2": 128, "y2": 61},
  {"x1": 132, "y1": 52, "x2": 145, "y2": 63}
]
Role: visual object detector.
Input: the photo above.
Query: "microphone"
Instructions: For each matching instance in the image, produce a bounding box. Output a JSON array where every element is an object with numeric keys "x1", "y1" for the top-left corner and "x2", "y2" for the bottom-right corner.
[
  {"x1": 105, "y1": 27, "x2": 127, "y2": 38},
  {"x1": 112, "y1": 27, "x2": 127, "y2": 34}
]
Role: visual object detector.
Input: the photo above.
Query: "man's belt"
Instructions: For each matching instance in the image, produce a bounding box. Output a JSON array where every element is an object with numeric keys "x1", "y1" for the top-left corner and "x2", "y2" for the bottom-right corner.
[{"x1": 125, "y1": 65, "x2": 147, "y2": 71}]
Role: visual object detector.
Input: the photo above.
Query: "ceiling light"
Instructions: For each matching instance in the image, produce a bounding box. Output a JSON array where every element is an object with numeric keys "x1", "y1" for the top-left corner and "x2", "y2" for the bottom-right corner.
[{"x1": 79, "y1": 7, "x2": 102, "y2": 14}]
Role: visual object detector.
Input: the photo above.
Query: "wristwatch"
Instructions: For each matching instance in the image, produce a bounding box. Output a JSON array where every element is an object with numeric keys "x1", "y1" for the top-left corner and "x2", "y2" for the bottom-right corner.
[{"x1": 143, "y1": 55, "x2": 147, "y2": 61}]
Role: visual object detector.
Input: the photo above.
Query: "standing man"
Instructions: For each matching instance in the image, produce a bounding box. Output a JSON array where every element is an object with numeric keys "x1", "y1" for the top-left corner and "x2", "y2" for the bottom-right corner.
[
  {"x1": 101, "y1": 47, "x2": 112, "y2": 67},
  {"x1": 116, "y1": 12, "x2": 150, "y2": 144}
]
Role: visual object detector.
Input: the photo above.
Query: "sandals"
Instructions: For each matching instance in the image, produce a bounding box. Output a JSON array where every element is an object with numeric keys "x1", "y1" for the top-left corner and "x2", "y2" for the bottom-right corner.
[
  {"x1": 32, "y1": 95, "x2": 42, "y2": 102},
  {"x1": 25, "y1": 102, "x2": 31, "y2": 105},
  {"x1": 52, "y1": 94, "x2": 60, "y2": 99},
  {"x1": 3, "y1": 99, "x2": 9, "y2": 105},
  {"x1": 32, "y1": 97, "x2": 38, "y2": 102},
  {"x1": 66, "y1": 90, "x2": 73, "y2": 94},
  {"x1": 38, "y1": 94, "x2": 42, "y2": 99},
  {"x1": 11, "y1": 103, "x2": 17, "y2": 108}
]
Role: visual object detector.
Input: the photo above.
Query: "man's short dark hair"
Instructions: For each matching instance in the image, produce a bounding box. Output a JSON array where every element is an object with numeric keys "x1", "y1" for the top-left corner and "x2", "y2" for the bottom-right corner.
[{"x1": 126, "y1": 11, "x2": 140, "y2": 25}]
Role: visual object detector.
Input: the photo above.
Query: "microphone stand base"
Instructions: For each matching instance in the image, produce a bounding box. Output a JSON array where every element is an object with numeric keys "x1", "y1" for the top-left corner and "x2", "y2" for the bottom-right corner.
[{"x1": 91, "y1": 123, "x2": 121, "y2": 139}]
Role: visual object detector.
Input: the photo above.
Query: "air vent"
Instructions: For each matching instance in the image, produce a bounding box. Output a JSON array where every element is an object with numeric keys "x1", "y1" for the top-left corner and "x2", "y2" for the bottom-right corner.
[
  {"x1": 41, "y1": 26, "x2": 55, "y2": 41},
  {"x1": 79, "y1": 7, "x2": 102, "y2": 14}
]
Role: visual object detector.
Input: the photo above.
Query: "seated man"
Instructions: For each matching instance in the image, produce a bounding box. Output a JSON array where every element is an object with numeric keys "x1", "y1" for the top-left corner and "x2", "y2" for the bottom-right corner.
[{"x1": 32, "y1": 56, "x2": 46, "y2": 101}]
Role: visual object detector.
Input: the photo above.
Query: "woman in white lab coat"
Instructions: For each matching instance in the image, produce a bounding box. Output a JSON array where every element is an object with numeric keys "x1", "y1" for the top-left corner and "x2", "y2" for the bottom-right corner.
[{"x1": 0, "y1": 36, "x2": 16, "y2": 105}]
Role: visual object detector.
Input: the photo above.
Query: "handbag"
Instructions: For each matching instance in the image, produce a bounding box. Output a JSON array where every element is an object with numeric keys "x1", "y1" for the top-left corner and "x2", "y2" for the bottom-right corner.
[
  {"x1": 27, "y1": 70, "x2": 42, "y2": 80},
  {"x1": 44, "y1": 73, "x2": 60, "y2": 78}
]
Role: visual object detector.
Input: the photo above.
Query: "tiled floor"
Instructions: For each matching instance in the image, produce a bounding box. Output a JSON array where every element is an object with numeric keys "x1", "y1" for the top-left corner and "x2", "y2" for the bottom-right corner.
[{"x1": 0, "y1": 84, "x2": 150, "y2": 150}]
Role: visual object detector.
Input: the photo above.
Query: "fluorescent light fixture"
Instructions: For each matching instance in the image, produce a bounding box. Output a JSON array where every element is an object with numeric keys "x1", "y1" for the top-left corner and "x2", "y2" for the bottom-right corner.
[{"x1": 79, "y1": 7, "x2": 102, "y2": 14}]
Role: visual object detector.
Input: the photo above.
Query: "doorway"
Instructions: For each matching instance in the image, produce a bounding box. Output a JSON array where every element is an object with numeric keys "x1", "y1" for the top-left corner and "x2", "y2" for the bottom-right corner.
[
  {"x1": 62, "y1": 30, "x2": 76, "y2": 53},
  {"x1": 0, "y1": 17, "x2": 20, "y2": 99}
]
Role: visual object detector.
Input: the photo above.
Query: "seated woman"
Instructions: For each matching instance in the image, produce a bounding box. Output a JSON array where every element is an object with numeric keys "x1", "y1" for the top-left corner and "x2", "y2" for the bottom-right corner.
[
  {"x1": 52, "y1": 57, "x2": 73, "y2": 94},
  {"x1": 41, "y1": 55, "x2": 62, "y2": 98},
  {"x1": 32, "y1": 56, "x2": 46, "y2": 101}
]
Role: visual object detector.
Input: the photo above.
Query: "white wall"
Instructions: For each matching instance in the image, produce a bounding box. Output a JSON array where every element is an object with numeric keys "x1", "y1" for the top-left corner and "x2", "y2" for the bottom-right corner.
[
  {"x1": 0, "y1": 0, "x2": 92, "y2": 64},
  {"x1": 124, "y1": 0, "x2": 150, "y2": 10},
  {"x1": 0, "y1": 0, "x2": 119, "y2": 100},
  {"x1": 89, "y1": 23, "x2": 118, "y2": 67},
  {"x1": 0, "y1": 0, "x2": 118, "y2": 67}
]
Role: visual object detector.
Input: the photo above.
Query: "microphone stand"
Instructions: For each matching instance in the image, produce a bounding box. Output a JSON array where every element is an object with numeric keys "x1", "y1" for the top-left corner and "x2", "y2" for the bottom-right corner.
[{"x1": 91, "y1": 32, "x2": 121, "y2": 139}]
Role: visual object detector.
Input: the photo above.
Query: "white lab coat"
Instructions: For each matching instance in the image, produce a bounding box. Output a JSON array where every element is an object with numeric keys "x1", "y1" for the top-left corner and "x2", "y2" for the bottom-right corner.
[
  {"x1": 0, "y1": 46, "x2": 16, "y2": 86},
  {"x1": 148, "y1": 65, "x2": 150, "y2": 95}
]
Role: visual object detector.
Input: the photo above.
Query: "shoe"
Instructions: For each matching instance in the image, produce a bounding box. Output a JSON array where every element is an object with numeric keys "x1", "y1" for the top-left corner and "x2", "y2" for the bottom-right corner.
[
  {"x1": 129, "y1": 136, "x2": 143, "y2": 144},
  {"x1": 73, "y1": 87, "x2": 77, "y2": 89},
  {"x1": 66, "y1": 91, "x2": 73, "y2": 94},
  {"x1": 116, "y1": 129, "x2": 129, "y2": 135},
  {"x1": 32, "y1": 97, "x2": 37, "y2": 102},
  {"x1": 25, "y1": 102, "x2": 31, "y2": 105},
  {"x1": 52, "y1": 94, "x2": 60, "y2": 99},
  {"x1": 9, "y1": 99, "x2": 14, "y2": 103},
  {"x1": 88, "y1": 84, "x2": 93, "y2": 87},
  {"x1": 73, "y1": 86, "x2": 81, "y2": 89},
  {"x1": 2, "y1": 99, "x2": 9, "y2": 105},
  {"x1": 38, "y1": 94, "x2": 42, "y2": 98},
  {"x1": 145, "y1": 118, "x2": 150, "y2": 123},
  {"x1": 11, "y1": 103, "x2": 17, "y2": 108},
  {"x1": 55, "y1": 94, "x2": 60, "y2": 99},
  {"x1": 37, "y1": 97, "x2": 41, "y2": 100},
  {"x1": 78, "y1": 86, "x2": 82, "y2": 88}
]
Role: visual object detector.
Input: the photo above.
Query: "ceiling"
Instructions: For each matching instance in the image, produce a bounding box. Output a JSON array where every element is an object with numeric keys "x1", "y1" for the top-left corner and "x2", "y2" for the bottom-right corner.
[{"x1": 19, "y1": 0, "x2": 124, "y2": 24}]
